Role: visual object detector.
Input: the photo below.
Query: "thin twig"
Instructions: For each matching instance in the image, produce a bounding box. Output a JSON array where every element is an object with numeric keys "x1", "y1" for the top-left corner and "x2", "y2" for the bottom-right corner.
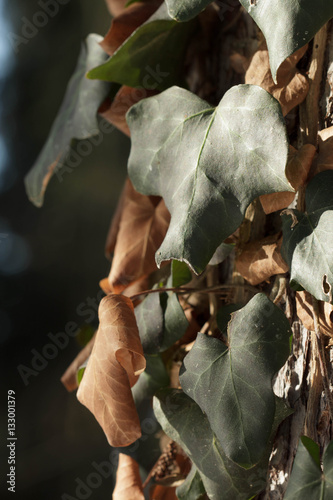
[{"x1": 129, "y1": 283, "x2": 259, "y2": 301}]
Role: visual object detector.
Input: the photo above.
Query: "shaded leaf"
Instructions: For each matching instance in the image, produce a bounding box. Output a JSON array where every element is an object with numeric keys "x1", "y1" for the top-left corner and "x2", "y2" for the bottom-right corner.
[
  {"x1": 176, "y1": 465, "x2": 206, "y2": 499},
  {"x1": 100, "y1": 85, "x2": 156, "y2": 136},
  {"x1": 104, "y1": 2, "x2": 184, "y2": 138},
  {"x1": 240, "y1": 0, "x2": 333, "y2": 81},
  {"x1": 245, "y1": 44, "x2": 309, "y2": 117},
  {"x1": 180, "y1": 293, "x2": 291, "y2": 468},
  {"x1": 128, "y1": 85, "x2": 291, "y2": 274},
  {"x1": 171, "y1": 260, "x2": 192, "y2": 288},
  {"x1": 101, "y1": 1, "x2": 161, "y2": 57},
  {"x1": 107, "y1": 178, "x2": 170, "y2": 293},
  {"x1": 216, "y1": 303, "x2": 242, "y2": 337},
  {"x1": 208, "y1": 242, "x2": 235, "y2": 266},
  {"x1": 165, "y1": 0, "x2": 212, "y2": 21},
  {"x1": 60, "y1": 333, "x2": 96, "y2": 392},
  {"x1": 260, "y1": 144, "x2": 316, "y2": 214},
  {"x1": 77, "y1": 294, "x2": 146, "y2": 447},
  {"x1": 88, "y1": 3, "x2": 196, "y2": 90},
  {"x1": 236, "y1": 233, "x2": 288, "y2": 285},
  {"x1": 120, "y1": 355, "x2": 168, "y2": 475},
  {"x1": 296, "y1": 291, "x2": 333, "y2": 337},
  {"x1": 284, "y1": 437, "x2": 333, "y2": 499},
  {"x1": 154, "y1": 389, "x2": 268, "y2": 500},
  {"x1": 282, "y1": 170, "x2": 333, "y2": 303},
  {"x1": 132, "y1": 354, "x2": 169, "y2": 405},
  {"x1": 25, "y1": 34, "x2": 110, "y2": 207},
  {"x1": 113, "y1": 453, "x2": 144, "y2": 500},
  {"x1": 135, "y1": 284, "x2": 188, "y2": 354}
]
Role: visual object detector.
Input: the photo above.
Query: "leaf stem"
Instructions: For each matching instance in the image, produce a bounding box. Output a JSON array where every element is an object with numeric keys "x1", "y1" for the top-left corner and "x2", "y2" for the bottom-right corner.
[{"x1": 129, "y1": 283, "x2": 258, "y2": 301}]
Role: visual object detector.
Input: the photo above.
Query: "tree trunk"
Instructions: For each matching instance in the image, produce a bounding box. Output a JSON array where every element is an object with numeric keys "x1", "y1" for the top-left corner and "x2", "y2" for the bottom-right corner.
[{"x1": 189, "y1": 7, "x2": 333, "y2": 498}]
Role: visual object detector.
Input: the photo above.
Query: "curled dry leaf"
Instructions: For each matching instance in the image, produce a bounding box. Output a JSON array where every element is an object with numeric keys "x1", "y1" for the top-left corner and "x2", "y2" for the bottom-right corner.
[
  {"x1": 101, "y1": 1, "x2": 161, "y2": 57},
  {"x1": 100, "y1": 86, "x2": 156, "y2": 136},
  {"x1": 106, "y1": 178, "x2": 170, "y2": 293},
  {"x1": 113, "y1": 453, "x2": 145, "y2": 500},
  {"x1": 245, "y1": 43, "x2": 309, "y2": 117},
  {"x1": 236, "y1": 234, "x2": 289, "y2": 286},
  {"x1": 60, "y1": 333, "x2": 96, "y2": 392},
  {"x1": 260, "y1": 144, "x2": 316, "y2": 214},
  {"x1": 77, "y1": 294, "x2": 146, "y2": 447},
  {"x1": 296, "y1": 291, "x2": 333, "y2": 337}
]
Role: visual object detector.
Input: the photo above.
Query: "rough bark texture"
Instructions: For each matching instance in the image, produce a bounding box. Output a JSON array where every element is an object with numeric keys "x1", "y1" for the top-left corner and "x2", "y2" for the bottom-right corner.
[{"x1": 187, "y1": 7, "x2": 333, "y2": 499}]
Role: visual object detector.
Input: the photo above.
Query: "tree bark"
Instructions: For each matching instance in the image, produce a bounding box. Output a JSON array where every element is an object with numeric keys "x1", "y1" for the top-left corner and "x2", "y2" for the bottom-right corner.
[{"x1": 188, "y1": 7, "x2": 333, "y2": 498}]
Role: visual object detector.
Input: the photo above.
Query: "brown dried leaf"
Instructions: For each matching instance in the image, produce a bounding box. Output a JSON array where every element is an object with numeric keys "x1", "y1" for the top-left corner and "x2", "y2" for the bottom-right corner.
[
  {"x1": 236, "y1": 234, "x2": 289, "y2": 286},
  {"x1": 312, "y1": 126, "x2": 333, "y2": 177},
  {"x1": 60, "y1": 333, "x2": 96, "y2": 392},
  {"x1": 107, "y1": 178, "x2": 170, "y2": 293},
  {"x1": 101, "y1": 1, "x2": 161, "y2": 57},
  {"x1": 113, "y1": 454, "x2": 144, "y2": 500},
  {"x1": 296, "y1": 291, "x2": 333, "y2": 337},
  {"x1": 105, "y1": 180, "x2": 129, "y2": 257},
  {"x1": 260, "y1": 144, "x2": 316, "y2": 214},
  {"x1": 229, "y1": 53, "x2": 250, "y2": 75},
  {"x1": 100, "y1": 86, "x2": 156, "y2": 136},
  {"x1": 105, "y1": 0, "x2": 128, "y2": 17},
  {"x1": 150, "y1": 485, "x2": 177, "y2": 500},
  {"x1": 285, "y1": 144, "x2": 316, "y2": 188},
  {"x1": 245, "y1": 43, "x2": 309, "y2": 116},
  {"x1": 77, "y1": 294, "x2": 146, "y2": 446}
]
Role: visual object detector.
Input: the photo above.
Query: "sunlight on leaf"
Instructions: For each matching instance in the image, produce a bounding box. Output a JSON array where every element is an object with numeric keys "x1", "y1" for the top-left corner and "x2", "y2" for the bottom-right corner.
[
  {"x1": 77, "y1": 294, "x2": 146, "y2": 447},
  {"x1": 128, "y1": 84, "x2": 291, "y2": 274},
  {"x1": 282, "y1": 171, "x2": 333, "y2": 303}
]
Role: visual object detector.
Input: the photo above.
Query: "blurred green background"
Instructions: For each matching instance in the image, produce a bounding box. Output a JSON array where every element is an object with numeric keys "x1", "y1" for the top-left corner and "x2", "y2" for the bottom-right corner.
[{"x1": 0, "y1": 0, "x2": 130, "y2": 497}]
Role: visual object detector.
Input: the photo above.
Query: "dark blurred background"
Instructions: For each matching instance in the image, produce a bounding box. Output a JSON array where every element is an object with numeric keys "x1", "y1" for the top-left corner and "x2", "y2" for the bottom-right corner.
[{"x1": 0, "y1": 0, "x2": 130, "y2": 498}]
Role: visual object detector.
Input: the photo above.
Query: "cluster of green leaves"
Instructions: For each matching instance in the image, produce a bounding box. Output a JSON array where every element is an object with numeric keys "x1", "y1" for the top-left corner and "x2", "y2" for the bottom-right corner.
[{"x1": 25, "y1": 0, "x2": 333, "y2": 498}]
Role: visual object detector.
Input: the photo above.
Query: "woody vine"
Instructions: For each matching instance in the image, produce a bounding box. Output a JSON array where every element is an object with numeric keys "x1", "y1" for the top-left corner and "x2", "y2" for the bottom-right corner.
[{"x1": 25, "y1": 0, "x2": 333, "y2": 498}]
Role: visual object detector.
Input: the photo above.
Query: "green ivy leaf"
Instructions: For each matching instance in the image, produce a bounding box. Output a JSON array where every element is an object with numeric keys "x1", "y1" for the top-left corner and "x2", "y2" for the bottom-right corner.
[
  {"x1": 135, "y1": 285, "x2": 188, "y2": 354},
  {"x1": 120, "y1": 355, "x2": 169, "y2": 471},
  {"x1": 180, "y1": 293, "x2": 291, "y2": 468},
  {"x1": 216, "y1": 303, "x2": 242, "y2": 337},
  {"x1": 166, "y1": 0, "x2": 212, "y2": 21},
  {"x1": 77, "y1": 359, "x2": 89, "y2": 386},
  {"x1": 209, "y1": 242, "x2": 235, "y2": 266},
  {"x1": 240, "y1": 0, "x2": 333, "y2": 81},
  {"x1": 282, "y1": 171, "x2": 333, "y2": 303},
  {"x1": 176, "y1": 465, "x2": 206, "y2": 499},
  {"x1": 284, "y1": 437, "x2": 333, "y2": 499},
  {"x1": 172, "y1": 260, "x2": 192, "y2": 288},
  {"x1": 24, "y1": 34, "x2": 110, "y2": 207},
  {"x1": 127, "y1": 85, "x2": 291, "y2": 274},
  {"x1": 87, "y1": 3, "x2": 195, "y2": 90},
  {"x1": 132, "y1": 354, "x2": 169, "y2": 405},
  {"x1": 154, "y1": 388, "x2": 268, "y2": 499}
]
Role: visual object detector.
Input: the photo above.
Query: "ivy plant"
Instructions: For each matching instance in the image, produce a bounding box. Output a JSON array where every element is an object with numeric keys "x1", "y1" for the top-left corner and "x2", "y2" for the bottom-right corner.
[{"x1": 25, "y1": 1, "x2": 333, "y2": 499}]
